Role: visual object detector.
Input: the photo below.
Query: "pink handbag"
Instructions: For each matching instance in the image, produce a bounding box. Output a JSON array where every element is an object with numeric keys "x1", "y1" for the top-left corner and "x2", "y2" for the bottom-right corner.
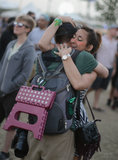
[{"x1": 3, "y1": 85, "x2": 56, "y2": 140}]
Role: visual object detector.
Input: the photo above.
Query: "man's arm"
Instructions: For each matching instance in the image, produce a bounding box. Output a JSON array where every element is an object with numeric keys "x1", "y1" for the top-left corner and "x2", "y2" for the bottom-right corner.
[
  {"x1": 38, "y1": 21, "x2": 56, "y2": 51},
  {"x1": 38, "y1": 16, "x2": 75, "y2": 52}
]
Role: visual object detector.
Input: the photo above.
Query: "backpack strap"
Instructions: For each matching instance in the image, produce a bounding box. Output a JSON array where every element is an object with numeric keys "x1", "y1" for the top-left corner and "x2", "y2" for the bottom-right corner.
[
  {"x1": 38, "y1": 49, "x2": 79, "y2": 73},
  {"x1": 38, "y1": 52, "x2": 47, "y2": 75},
  {"x1": 35, "y1": 49, "x2": 81, "y2": 95},
  {"x1": 38, "y1": 52, "x2": 63, "y2": 79},
  {"x1": 37, "y1": 49, "x2": 80, "y2": 86}
]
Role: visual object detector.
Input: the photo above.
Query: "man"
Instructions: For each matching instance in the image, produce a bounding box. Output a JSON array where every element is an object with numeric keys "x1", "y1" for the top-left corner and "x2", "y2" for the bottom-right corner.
[
  {"x1": 27, "y1": 11, "x2": 36, "y2": 20},
  {"x1": 28, "y1": 14, "x2": 54, "y2": 57},
  {"x1": 107, "y1": 27, "x2": 118, "y2": 109},
  {"x1": 91, "y1": 24, "x2": 118, "y2": 111},
  {"x1": 0, "y1": 17, "x2": 16, "y2": 61},
  {"x1": 22, "y1": 17, "x2": 108, "y2": 160}
]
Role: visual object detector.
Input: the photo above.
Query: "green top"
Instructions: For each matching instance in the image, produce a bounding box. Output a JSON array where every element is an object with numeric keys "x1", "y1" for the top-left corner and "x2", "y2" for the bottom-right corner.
[
  {"x1": 48, "y1": 50, "x2": 98, "y2": 74},
  {"x1": 75, "y1": 50, "x2": 98, "y2": 74}
]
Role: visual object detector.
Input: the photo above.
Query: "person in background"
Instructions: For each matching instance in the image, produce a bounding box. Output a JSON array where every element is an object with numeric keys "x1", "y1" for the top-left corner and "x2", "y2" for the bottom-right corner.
[
  {"x1": 0, "y1": 15, "x2": 36, "y2": 160},
  {"x1": 110, "y1": 55, "x2": 118, "y2": 109},
  {"x1": 48, "y1": 16, "x2": 55, "y2": 25},
  {"x1": 27, "y1": 14, "x2": 55, "y2": 82},
  {"x1": 0, "y1": 17, "x2": 16, "y2": 61},
  {"x1": 90, "y1": 24, "x2": 118, "y2": 111},
  {"x1": 28, "y1": 14, "x2": 54, "y2": 57},
  {"x1": 107, "y1": 29, "x2": 118, "y2": 109},
  {"x1": 0, "y1": 16, "x2": 2, "y2": 35},
  {"x1": 27, "y1": 11, "x2": 36, "y2": 20},
  {"x1": 0, "y1": 17, "x2": 9, "y2": 33}
]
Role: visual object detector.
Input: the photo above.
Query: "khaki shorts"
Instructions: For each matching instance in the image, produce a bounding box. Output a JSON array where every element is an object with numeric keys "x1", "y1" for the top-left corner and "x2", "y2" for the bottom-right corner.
[{"x1": 23, "y1": 130, "x2": 74, "y2": 160}]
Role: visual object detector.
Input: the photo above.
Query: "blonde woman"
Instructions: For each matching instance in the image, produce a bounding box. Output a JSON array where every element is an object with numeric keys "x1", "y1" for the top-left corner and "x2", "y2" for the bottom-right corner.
[{"x1": 0, "y1": 15, "x2": 36, "y2": 160}]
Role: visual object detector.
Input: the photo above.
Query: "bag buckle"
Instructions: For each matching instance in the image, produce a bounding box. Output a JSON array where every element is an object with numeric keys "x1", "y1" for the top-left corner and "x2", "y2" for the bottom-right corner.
[{"x1": 37, "y1": 77, "x2": 46, "y2": 86}]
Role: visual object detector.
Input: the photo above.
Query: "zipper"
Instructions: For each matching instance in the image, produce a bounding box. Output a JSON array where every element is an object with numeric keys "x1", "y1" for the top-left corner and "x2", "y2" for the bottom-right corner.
[
  {"x1": 1, "y1": 61, "x2": 9, "y2": 91},
  {"x1": 1, "y1": 47, "x2": 13, "y2": 90},
  {"x1": 66, "y1": 84, "x2": 70, "y2": 92}
]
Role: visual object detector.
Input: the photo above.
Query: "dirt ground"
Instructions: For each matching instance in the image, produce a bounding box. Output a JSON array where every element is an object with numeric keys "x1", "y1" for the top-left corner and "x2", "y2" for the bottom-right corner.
[{"x1": 0, "y1": 84, "x2": 118, "y2": 160}]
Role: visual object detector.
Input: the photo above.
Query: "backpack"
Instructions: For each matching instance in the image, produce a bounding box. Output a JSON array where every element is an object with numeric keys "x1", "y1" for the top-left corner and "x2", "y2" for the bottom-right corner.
[{"x1": 29, "y1": 49, "x2": 79, "y2": 134}]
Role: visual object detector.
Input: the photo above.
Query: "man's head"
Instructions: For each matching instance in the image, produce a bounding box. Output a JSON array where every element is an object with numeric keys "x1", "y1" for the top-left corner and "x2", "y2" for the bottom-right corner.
[
  {"x1": 37, "y1": 14, "x2": 50, "y2": 30},
  {"x1": 27, "y1": 11, "x2": 36, "y2": 20},
  {"x1": 108, "y1": 24, "x2": 118, "y2": 38},
  {"x1": 55, "y1": 22, "x2": 77, "y2": 47}
]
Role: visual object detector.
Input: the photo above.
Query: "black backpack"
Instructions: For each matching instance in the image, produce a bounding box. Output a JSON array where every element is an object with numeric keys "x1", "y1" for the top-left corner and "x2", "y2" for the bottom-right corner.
[{"x1": 29, "y1": 49, "x2": 79, "y2": 134}]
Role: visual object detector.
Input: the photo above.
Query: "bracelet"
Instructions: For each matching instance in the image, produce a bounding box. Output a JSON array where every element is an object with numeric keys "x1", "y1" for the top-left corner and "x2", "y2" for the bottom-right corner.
[{"x1": 54, "y1": 18, "x2": 62, "y2": 27}]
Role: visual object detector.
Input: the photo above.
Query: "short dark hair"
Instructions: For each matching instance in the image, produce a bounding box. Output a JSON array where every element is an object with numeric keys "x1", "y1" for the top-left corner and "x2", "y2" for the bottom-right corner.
[
  {"x1": 8, "y1": 17, "x2": 16, "y2": 24},
  {"x1": 27, "y1": 11, "x2": 35, "y2": 20},
  {"x1": 27, "y1": 11, "x2": 35, "y2": 16},
  {"x1": 55, "y1": 22, "x2": 77, "y2": 44}
]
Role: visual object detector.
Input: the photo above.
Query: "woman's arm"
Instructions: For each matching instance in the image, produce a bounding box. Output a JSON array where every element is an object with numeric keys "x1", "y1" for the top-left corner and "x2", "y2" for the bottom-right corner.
[
  {"x1": 94, "y1": 62, "x2": 109, "y2": 78},
  {"x1": 55, "y1": 44, "x2": 97, "y2": 90},
  {"x1": 38, "y1": 16, "x2": 75, "y2": 52},
  {"x1": 64, "y1": 60, "x2": 97, "y2": 90}
]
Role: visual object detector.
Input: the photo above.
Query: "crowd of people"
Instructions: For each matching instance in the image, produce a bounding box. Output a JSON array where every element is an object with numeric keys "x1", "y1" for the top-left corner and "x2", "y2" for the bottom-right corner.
[{"x1": 0, "y1": 11, "x2": 118, "y2": 160}]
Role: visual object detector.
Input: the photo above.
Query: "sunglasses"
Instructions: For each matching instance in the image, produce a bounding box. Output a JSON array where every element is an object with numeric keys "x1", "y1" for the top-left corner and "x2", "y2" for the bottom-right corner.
[{"x1": 13, "y1": 21, "x2": 29, "y2": 28}]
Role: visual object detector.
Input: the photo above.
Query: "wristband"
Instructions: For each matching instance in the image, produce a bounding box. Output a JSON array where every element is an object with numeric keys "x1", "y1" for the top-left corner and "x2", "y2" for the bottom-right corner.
[
  {"x1": 54, "y1": 18, "x2": 62, "y2": 27},
  {"x1": 62, "y1": 54, "x2": 71, "y2": 61}
]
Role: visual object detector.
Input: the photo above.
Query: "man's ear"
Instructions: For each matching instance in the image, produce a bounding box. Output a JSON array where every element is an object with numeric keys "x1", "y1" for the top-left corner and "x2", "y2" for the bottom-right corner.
[{"x1": 86, "y1": 44, "x2": 93, "y2": 52}]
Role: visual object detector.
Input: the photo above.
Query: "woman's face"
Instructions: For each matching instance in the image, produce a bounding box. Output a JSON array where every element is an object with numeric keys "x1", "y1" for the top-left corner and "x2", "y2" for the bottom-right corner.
[
  {"x1": 70, "y1": 29, "x2": 88, "y2": 51},
  {"x1": 13, "y1": 20, "x2": 30, "y2": 36}
]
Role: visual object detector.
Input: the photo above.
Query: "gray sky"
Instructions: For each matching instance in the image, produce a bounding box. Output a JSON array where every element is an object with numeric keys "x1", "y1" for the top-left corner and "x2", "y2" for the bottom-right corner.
[{"x1": 0, "y1": 0, "x2": 99, "y2": 18}]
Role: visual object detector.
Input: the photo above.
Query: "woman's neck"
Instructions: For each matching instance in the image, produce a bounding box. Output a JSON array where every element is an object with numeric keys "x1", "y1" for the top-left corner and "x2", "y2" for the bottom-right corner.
[{"x1": 16, "y1": 34, "x2": 27, "y2": 45}]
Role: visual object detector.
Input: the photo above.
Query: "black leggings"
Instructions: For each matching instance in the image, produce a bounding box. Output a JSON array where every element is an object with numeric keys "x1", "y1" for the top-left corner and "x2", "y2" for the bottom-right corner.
[
  {"x1": 0, "y1": 90, "x2": 18, "y2": 125},
  {"x1": 0, "y1": 101, "x2": 5, "y2": 123}
]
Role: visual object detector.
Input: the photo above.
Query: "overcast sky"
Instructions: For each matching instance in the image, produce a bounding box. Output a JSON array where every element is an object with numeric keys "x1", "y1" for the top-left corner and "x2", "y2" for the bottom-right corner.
[{"x1": 0, "y1": 0, "x2": 99, "y2": 18}]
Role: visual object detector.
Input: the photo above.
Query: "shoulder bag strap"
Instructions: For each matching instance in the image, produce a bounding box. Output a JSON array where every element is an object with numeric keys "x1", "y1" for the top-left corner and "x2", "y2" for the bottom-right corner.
[
  {"x1": 85, "y1": 95, "x2": 101, "y2": 122},
  {"x1": 75, "y1": 92, "x2": 97, "y2": 121},
  {"x1": 84, "y1": 95, "x2": 95, "y2": 121},
  {"x1": 74, "y1": 91, "x2": 81, "y2": 121}
]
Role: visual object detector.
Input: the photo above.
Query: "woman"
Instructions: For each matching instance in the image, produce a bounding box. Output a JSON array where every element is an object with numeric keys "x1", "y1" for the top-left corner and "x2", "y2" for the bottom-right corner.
[
  {"x1": 38, "y1": 17, "x2": 108, "y2": 160},
  {"x1": 0, "y1": 15, "x2": 36, "y2": 160}
]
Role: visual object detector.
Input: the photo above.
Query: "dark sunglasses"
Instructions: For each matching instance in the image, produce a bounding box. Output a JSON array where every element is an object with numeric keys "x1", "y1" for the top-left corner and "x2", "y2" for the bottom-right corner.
[{"x1": 13, "y1": 21, "x2": 29, "y2": 28}]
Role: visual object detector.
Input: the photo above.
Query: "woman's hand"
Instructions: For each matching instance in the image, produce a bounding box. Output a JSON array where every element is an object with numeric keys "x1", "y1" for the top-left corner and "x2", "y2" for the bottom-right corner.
[{"x1": 54, "y1": 43, "x2": 72, "y2": 58}]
